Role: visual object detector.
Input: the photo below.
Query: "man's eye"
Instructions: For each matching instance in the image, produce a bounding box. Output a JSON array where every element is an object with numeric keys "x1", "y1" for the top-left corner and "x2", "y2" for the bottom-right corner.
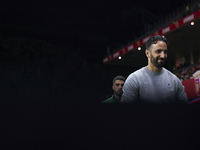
[
  {"x1": 157, "y1": 50, "x2": 161, "y2": 53},
  {"x1": 116, "y1": 84, "x2": 119, "y2": 86}
]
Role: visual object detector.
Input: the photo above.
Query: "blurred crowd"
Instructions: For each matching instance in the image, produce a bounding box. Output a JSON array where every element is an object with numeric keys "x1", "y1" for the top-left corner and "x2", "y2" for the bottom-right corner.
[{"x1": 173, "y1": 62, "x2": 200, "y2": 81}]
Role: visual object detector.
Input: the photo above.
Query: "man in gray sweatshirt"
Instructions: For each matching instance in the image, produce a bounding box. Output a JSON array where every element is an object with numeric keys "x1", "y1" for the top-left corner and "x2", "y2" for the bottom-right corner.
[{"x1": 121, "y1": 35, "x2": 188, "y2": 104}]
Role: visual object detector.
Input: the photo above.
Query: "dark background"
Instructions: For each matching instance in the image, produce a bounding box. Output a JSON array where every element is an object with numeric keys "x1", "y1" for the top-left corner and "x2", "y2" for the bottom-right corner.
[
  {"x1": 0, "y1": 0, "x2": 192, "y2": 103},
  {"x1": 1, "y1": 1, "x2": 200, "y2": 149}
]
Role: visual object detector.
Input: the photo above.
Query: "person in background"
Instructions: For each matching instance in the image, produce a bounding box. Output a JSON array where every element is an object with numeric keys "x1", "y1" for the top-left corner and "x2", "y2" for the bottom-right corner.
[
  {"x1": 102, "y1": 76, "x2": 126, "y2": 103},
  {"x1": 121, "y1": 35, "x2": 188, "y2": 104}
]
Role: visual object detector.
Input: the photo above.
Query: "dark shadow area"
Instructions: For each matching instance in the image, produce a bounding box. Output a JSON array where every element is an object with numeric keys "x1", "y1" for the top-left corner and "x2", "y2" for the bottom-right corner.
[
  {"x1": 1, "y1": 102, "x2": 199, "y2": 149},
  {"x1": 0, "y1": 37, "x2": 137, "y2": 104}
]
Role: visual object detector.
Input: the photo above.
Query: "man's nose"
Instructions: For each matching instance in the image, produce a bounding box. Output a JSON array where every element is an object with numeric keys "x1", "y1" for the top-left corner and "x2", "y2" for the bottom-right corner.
[
  {"x1": 119, "y1": 85, "x2": 123, "y2": 88},
  {"x1": 160, "y1": 51, "x2": 165, "y2": 58}
]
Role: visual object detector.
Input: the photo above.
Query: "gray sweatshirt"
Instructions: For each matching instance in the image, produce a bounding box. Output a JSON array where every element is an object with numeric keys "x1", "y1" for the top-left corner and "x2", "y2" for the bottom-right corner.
[{"x1": 121, "y1": 67, "x2": 188, "y2": 104}]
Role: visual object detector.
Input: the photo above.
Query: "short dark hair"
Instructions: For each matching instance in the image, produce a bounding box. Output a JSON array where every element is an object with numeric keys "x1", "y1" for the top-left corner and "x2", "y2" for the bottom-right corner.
[
  {"x1": 113, "y1": 76, "x2": 126, "y2": 84},
  {"x1": 146, "y1": 35, "x2": 168, "y2": 50}
]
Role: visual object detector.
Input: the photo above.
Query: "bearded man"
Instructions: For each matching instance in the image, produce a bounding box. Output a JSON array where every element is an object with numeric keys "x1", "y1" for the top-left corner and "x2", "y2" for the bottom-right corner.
[
  {"x1": 102, "y1": 76, "x2": 126, "y2": 103},
  {"x1": 121, "y1": 35, "x2": 188, "y2": 104}
]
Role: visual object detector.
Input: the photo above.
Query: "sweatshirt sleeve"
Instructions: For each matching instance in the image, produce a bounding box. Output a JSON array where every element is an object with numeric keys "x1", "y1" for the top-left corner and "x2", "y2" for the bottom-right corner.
[
  {"x1": 176, "y1": 79, "x2": 188, "y2": 103},
  {"x1": 121, "y1": 74, "x2": 139, "y2": 103}
]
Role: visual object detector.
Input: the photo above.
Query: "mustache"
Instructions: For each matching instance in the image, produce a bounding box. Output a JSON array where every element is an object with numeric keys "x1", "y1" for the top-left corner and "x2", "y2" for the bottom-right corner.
[
  {"x1": 117, "y1": 89, "x2": 123, "y2": 92},
  {"x1": 157, "y1": 58, "x2": 165, "y2": 61}
]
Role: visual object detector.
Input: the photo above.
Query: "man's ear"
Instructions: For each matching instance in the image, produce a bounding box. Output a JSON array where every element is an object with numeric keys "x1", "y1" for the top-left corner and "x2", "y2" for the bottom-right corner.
[
  {"x1": 145, "y1": 49, "x2": 150, "y2": 58},
  {"x1": 112, "y1": 85, "x2": 114, "y2": 90}
]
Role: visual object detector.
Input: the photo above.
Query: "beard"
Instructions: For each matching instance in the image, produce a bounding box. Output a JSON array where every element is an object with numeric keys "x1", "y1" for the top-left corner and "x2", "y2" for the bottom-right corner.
[
  {"x1": 115, "y1": 89, "x2": 123, "y2": 97},
  {"x1": 150, "y1": 53, "x2": 166, "y2": 68}
]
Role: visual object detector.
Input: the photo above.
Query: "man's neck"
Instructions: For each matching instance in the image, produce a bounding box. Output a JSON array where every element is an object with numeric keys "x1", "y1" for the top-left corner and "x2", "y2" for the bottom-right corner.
[
  {"x1": 147, "y1": 64, "x2": 163, "y2": 72},
  {"x1": 113, "y1": 95, "x2": 121, "y2": 101}
]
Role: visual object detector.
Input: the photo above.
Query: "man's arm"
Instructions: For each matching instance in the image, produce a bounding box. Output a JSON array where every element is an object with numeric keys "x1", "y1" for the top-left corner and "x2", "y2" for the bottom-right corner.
[
  {"x1": 121, "y1": 74, "x2": 139, "y2": 103},
  {"x1": 176, "y1": 80, "x2": 188, "y2": 103}
]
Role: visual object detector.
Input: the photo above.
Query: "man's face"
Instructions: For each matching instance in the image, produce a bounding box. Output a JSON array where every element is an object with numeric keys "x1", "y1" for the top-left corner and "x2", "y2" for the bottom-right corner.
[
  {"x1": 112, "y1": 80, "x2": 124, "y2": 97},
  {"x1": 149, "y1": 41, "x2": 167, "y2": 68}
]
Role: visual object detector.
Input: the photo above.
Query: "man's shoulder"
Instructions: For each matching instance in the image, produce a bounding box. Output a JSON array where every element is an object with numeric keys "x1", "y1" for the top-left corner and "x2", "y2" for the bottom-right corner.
[
  {"x1": 163, "y1": 68, "x2": 179, "y2": 78},
  {"x1": 129, "y1": 67, "x2": 146, "y2": 76},
  {"x1": 125, "y1": 67, "x2": 147, "y2": 83},
  {"x1": 102, "y1": 96, "x2": 116, "y2": 103},
  {"x1": 163, "y1": 68, "x2": 182, "y2": 83}
]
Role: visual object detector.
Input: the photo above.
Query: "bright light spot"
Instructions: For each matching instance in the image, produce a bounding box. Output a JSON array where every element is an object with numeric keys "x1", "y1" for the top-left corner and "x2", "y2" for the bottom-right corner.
[
  {"x1": 138, "y1": 47, "x2": 141, "y2": 50},
  {"x1": 191, "y1": 22, "x2": 194, "y2": 25},
  {"x1": 118, "y1": 56, "x2": 121, "y2": 59}
]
